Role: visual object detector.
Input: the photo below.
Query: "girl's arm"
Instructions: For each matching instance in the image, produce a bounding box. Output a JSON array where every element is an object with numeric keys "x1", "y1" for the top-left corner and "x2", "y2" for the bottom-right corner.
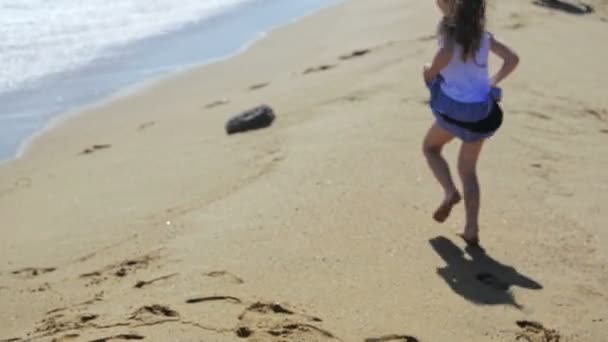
[
  {"x1": 490, "y1": 34, "x2": 520, "y2": 86},
  {"x1": 423, "y1": 45, "x2": 453, "y2": 84}
]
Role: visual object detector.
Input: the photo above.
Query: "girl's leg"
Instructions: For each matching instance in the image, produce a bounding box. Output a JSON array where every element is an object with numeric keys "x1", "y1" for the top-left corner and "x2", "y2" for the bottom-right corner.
[
  {"x1": 457, "y1": 140, "x2": 485, "y2": 242},
  {"x1": 422, "y1": 123, "x2": 461, "y2": 222}
]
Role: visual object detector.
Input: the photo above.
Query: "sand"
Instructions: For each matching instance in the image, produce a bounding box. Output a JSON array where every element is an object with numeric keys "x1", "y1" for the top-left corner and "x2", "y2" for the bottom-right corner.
[{"x1": 1, "y1": 0, "x2": 607, "y2": 341}]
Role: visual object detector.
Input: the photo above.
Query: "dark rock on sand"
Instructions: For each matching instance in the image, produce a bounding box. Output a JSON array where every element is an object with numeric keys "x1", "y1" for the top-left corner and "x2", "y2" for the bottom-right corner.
[{"x1": 226, "y1": 105, "x2": 275, "y2": 135}]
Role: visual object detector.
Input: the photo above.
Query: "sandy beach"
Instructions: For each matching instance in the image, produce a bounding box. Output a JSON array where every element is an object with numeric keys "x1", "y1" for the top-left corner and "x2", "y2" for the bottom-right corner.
[{"x1": 1, "y1": 0, "x2": 607, "y2": 341}]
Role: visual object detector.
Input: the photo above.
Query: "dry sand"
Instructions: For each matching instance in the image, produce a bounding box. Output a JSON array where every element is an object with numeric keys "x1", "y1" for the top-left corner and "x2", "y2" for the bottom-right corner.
[{"x1": 1, "y1": 0, "x2": 607, "y2": 341}]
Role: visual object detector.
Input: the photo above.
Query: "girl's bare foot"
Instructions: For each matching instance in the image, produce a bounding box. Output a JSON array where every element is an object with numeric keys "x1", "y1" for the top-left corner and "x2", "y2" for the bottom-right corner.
[
  {"x1": 433, "y1": 191, "x2": 462, "y2": 223},
  {"x1": 458, "y1": 226, "x2": 479, "y2": 246}
]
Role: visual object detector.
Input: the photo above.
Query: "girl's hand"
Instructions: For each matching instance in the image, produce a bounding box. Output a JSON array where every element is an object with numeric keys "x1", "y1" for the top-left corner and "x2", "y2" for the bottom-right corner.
[
  {"x1": 423, "y1": 63, "x2": 433, "y2": 84},
  {"x1": 424, "y1": 47, "x2": 453, "y2": 85}
]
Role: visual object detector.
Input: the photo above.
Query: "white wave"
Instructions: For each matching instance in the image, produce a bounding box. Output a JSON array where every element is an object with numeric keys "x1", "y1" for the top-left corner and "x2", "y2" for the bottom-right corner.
[{"x1": 0, "y1": 0, "x2": 253, "y2": 93}]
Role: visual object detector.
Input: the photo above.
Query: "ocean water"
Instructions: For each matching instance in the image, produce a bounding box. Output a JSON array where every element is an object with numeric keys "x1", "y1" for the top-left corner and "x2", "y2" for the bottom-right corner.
[{"x1": 0, "y1": 0, "x2": 342, "y2": 162}]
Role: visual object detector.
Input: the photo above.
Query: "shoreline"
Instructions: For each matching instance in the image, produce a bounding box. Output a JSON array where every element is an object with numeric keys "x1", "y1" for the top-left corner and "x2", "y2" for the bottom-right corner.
[
  {"x1": 10, "y1": 28, "x2": 262, "y2": 166},
  {"x1": 1, "y1": 0, "x2": 344, "y2": 164}
]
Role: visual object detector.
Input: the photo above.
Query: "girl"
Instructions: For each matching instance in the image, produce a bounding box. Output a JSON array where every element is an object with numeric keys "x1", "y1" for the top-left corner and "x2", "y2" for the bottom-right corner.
[{"x1": 422, "y1": 0, "x2": 519, "y2": 245}]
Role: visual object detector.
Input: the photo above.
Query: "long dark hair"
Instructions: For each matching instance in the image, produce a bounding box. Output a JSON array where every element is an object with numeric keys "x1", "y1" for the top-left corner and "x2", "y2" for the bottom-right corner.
[{"x1": 439, "y1": 0, "x2": 486, "y2": 61}]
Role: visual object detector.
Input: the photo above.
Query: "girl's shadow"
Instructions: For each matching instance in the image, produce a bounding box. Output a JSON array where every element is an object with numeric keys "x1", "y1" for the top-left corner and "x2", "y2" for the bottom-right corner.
[{"x1": 429, "y1": 236, "x2": 542, "y2": 309}]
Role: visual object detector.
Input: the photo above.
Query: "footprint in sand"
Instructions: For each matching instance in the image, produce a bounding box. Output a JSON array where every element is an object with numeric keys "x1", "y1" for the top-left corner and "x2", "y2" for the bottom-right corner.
[
  {"x1": 27, "y1": 282, "x2": 51, "y2": 293},
  {"x1": 80, "y1": 144, "x2": 112, "y2": 155},
  {"x1": 343, "y1": 95, "x2": 364, "y2": 102},
  {"x1": 600, "y1": 129, "x2": 608, "y2": 134},
  {"x1": 339, "y1": 49, "x2": 372, "y2": 60},
  {"x1": 89, "y1": 334, "x2": 145, "y2": 342},
  {"x1": 182, "y1": 295, "x2": 332, "y2": 341},
  {"x1": 49, "y1": 333, "x2": 80, "y2": 341},
  {"x1": 130, "y1": 305, "x2": 180, "y2": 322},
  {"x1": 14, "y1": 177, "x2": 31, "y2": 189},
  {"x1": 80, "y1": 252, "x2": 159, "y2": 286},
  {"x1": 303, "y1": 64, "x2": 336, "y2": 75},
  {"x1": 46, "y1": 292, "x2": 104, "y2": 315},
  {"x1": 523, "y1": 111, "x2": 552, "y2": 121},
  {"x1": 80, "y1": 314, "x2": 100, "y2": 323},
  {"x1": 186, "y1": 296, "x2": 242, "y2": 304},
  {"x1": 584, "y1": 108, "x2": 607, "y2": 121},
  {"x1": 12, "y1": 267, "x2": 56, "y2": 279},
  {"x1": 137, "y1": 121, "x2": 155, "y2": 132},
  {"x1": 203, "y1": 270, "x2": 245, "y2": 285},
  {"x1": 28, "y1": 295, "x2": 177, "y2": 341},
  {"x1": 0, "y1": 177, "x2": 32, "y2": 199},
  {"x1": 33, "y1": 296, "x2": 334, "y2": 341},
  {"x1": 418, "y1": 34, "x2": 436, "y2": 42},
  {"x1": 365, "y1": 335, "x2": 420, "y2": 342},
  {"x1": 34, "y1": 312, "x2": 100, "y2": 337},
  {"x1": 236, "y1": 302, "x2": 332, "y2": 341},
  {"x1": 238, "y1": 302, "x2": 296, "y2": 317},
  {"x1": 134, "y1": 273, "x2": 178, "y2": 289},
  {"x1": 533, "y1": 0, "x2": 594, "y2": 15},
  {"x1": 205, "y1": 99, "x2": 230, "y2": 109},
  {"x1": 504, "y1": 13, "x2": 528, "y2": 30},
  {"x1": 515, "y1": 320, "x2": 561, "y2": 342},
  {"x1": 249, "y1": 82, "x2": 270, "y2": 91},
  {"x1": 505, "y1": 21, "x2": 526, "y2": 30}
]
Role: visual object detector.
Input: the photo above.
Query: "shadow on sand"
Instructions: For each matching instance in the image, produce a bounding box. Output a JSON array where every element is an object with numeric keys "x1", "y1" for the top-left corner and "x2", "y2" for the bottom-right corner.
[{"x1": 429, "y1": 236, "x2": 542, "y2": 309}]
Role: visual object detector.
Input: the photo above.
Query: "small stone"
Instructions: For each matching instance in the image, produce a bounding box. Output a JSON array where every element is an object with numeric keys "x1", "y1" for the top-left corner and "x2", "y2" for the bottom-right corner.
[{"x1": 226, "y1": 105, "x2": 275, "y2": 134}]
